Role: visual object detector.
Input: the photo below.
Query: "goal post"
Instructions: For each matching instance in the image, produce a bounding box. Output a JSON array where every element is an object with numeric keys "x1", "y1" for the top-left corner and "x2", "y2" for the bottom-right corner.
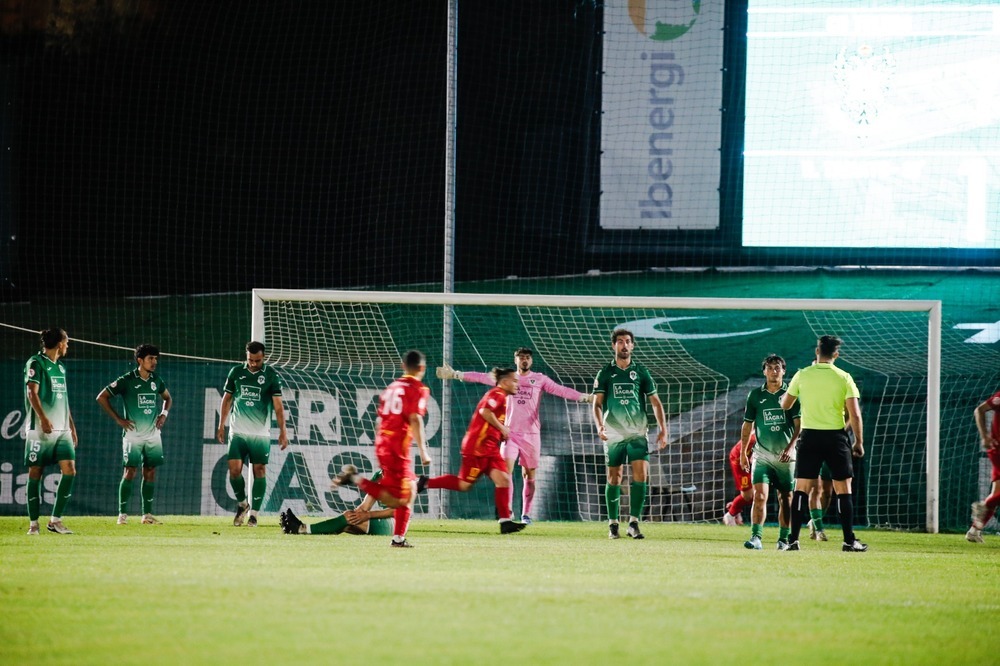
[{"x1": 252, "y1": 289, "x2": 942, "y2": 532}]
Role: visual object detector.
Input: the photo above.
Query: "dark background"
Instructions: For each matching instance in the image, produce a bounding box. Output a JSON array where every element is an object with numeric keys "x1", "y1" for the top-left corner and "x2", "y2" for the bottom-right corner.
[{"x1": 1, "y1": 0, "x2": 996, "y2": 301}]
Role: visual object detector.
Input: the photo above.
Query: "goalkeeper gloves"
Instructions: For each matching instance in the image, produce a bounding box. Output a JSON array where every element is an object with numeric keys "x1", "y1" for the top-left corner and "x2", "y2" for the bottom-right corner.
[
  {"x1": 578, "y1": 394, "x2": 595, "y2": 404},
  {"x1": 435, "y1": 364, "x2": 463, "y2": 381}
]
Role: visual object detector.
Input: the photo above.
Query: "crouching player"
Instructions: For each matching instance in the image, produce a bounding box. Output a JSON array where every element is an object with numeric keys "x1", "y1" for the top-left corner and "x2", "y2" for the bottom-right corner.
[{"x1": 332, "y1": 350, "x2": 432, "y2": 548}]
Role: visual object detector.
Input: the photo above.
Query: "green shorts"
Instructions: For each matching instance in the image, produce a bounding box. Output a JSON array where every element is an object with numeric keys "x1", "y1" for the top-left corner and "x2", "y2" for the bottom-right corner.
[
  {"x1": 604, "y1": 435, "x2": 650, "y2": 467},
  {"x1": 751, "y1": 457, "x2": 795, "y2": 494},
  {"x1": 122, "y1": 436, "x2": 165, "y2": 468},
  {"x1": 343, "y1": 517, "x2": 393, "y2": 536},
  {"x1": 227, "y1": 433, "x2": 272, "y2": 465},
  {"x1": 367, "y1": 517, "x2": 393, "y2": 536},
  {"x1": 819, "y1": 461, "x2": 832, "y2": 481},
  {"x1": 24, "y1": 430, "x2": 75, "y2": 468}
]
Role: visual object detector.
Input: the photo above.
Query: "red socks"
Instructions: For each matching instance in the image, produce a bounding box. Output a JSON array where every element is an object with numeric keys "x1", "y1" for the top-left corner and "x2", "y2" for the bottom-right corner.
[
  {"x1": 495, "y1": 487, "x2": 512, "y2": 520},
  {"x1": 426, "y1": 475, "x2": 463, "y2": 491}
]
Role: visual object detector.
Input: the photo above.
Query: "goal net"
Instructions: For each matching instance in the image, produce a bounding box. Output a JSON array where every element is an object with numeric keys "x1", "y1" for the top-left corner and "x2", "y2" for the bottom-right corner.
[{"x1": 254, "y1": 289, "x2": 951, "y2": 532}]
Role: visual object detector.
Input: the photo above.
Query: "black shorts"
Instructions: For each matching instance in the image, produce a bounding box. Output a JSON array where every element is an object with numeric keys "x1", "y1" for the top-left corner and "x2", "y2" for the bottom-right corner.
[{"x1": 795, "y1": 429, "x2": 853, "y2": 481}]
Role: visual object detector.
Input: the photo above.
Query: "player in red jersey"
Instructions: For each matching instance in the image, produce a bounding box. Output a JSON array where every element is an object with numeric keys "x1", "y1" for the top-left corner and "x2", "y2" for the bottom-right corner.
[
  {"x1": 722, "y1": 431, "x2": 755, "y2": 526},
  {"x1": 418, "y1": 367, "x2": 527, "y2": 534},
  {"x1": 332, "y1": 350, "x2": 432, "y2": 548},
  {"x1": 967, "y1": 388, "x2": 1000, "y2": 543}
]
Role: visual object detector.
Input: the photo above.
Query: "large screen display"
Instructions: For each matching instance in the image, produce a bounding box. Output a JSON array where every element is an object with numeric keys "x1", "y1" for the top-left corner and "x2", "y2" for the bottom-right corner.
[{"x1": 743, "y1": 2, "x2": 1000, "y2": 249}]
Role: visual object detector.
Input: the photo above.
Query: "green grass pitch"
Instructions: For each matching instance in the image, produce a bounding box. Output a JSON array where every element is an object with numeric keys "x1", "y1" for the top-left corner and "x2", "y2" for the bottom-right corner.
[{"x1": 1, "y1": 517, "x2": 996, "y2": 665}]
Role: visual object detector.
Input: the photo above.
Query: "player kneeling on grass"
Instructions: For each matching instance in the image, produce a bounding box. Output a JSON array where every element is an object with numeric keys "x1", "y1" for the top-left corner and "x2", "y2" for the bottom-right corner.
[
  {"x1": 332, "y1": 350, "x2": 432, "y2": 547},
  {"x1": 416, "y1": 367, "x2": 527, "y2": 535},
  {"x1": 281, "y1": 470, "x2": 395, "y2": 537}
]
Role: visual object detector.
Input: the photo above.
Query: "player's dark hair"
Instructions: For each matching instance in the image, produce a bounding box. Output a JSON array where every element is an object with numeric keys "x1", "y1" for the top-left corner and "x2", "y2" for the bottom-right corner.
[
  {"x1": 40, "y1": 328, "x2": 67, "y2": 350},
  {"x1": 402, "y1": 349, "x2": 425, "y2": 372},
  {"x1": 514, "y1": 347, "x2": 533, "y2": 357},
  {"x1": 491, "y1": 367, "x2": 517, "y2": 384},
  {"x1": 135, "y1": 344, "x2": 159, "y2": 360},
  {"x1": 761, "y1": 354, "x2": 785, "y2": 371},
  {"x1": 611, "y1": 328, "x2": 634, "y2": 345},
  {"x1": 817, "y1": 335, "x2": 842, "y2": 358},
  {"x1": 246, "y1": 340, "x2": 266, "y2": 355}
]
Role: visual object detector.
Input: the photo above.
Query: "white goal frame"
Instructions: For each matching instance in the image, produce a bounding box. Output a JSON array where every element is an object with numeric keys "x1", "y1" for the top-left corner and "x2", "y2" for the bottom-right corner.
[{"x1": 252, "y1": 289, "x2": 942, "y2": 533}]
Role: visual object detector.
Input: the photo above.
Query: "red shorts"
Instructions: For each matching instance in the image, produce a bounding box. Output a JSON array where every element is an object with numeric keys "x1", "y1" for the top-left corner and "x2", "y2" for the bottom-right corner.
[
  {"x1": 729, "y1": 450, "x2": 751, "y2": 492},
  {"x1": 457, "y1": 450, "x2": 508, "y2": 485},
  {"x1": 377, "y1": 453, "x2": 415, "y2": 502},
  {"x1": 989, "y1": 446, "x2": 1000, "y2": 483}
]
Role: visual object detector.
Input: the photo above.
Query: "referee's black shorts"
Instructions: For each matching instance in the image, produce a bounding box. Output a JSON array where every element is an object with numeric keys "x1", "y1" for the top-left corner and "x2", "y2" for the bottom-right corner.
[{"x1": 795, "y1": 428, "x2": 853, "y2": 481}]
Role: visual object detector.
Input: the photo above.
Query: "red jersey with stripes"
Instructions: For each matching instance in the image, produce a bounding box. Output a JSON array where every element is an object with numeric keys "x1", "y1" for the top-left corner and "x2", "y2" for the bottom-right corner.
[
  {"x1": 374, "y1": 375, "x2": 429, "y2": 467},
  {"x1": 460, "y1": 386, "x2": 508, "y2": 457}
]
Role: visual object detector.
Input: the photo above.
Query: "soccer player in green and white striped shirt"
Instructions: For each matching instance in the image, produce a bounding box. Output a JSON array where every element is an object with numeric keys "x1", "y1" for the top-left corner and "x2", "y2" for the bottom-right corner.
[
  {"x1": 97, "y1": 344, "x2": 173, "y2": 525},
  {"x1": 591, "y1": 328, "x2": 668, "y2": 540},
  {"x1": 23, "y1": 328, "x2": 79, "y2": 535},
  {"x1": 216, "y1": 341, "x2": 289, "y2": 527}
]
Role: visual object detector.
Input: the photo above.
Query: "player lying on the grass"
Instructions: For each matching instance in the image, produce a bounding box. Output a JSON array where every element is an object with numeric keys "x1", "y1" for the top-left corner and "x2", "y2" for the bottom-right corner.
[
  {"x1": 281, "y1": 470, "x2": 394, "y2": 536},
  {"x1": 437, "y1": 346, "x2": 592, "y2": 525},
  {"x1": 739, "y1": 354, "x2": 800, "y2": 551},
  {"x1": 418, "y1": 367, "x2": 527, "y2": 534},
  {"x1": 332, "y1": 350, "x2": 432, "y2": 547},
  {"x1": 97, "y1": 343, "x2": 172, "y2": 526},
  {"x1": 967, "y1": 388, "x2": 1000, "y2": 543},
  {"x1": 722, "y1": 433, "x2": 754, "y2": 527}
]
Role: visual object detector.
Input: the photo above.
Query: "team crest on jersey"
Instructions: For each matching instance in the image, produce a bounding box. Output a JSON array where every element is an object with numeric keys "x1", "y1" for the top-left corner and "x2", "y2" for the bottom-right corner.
[
  {"x1": 258, "y1": 375, "x2": 265, "y2": 385},
  {"x1": 150, "y1": 382, "x2": 156, "y2": 391},
  {"x1": 28, "y1": 368, "x2": 35, "y2": 378},
  {"x1": 629, "y1": 371, "x2": 637, "y2": 380}
]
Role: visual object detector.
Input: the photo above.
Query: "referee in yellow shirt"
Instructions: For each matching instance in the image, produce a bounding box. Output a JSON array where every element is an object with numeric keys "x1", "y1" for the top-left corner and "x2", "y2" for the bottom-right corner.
[{"x1": 780, "y1": 335, "x2": 867, "y2": 552}]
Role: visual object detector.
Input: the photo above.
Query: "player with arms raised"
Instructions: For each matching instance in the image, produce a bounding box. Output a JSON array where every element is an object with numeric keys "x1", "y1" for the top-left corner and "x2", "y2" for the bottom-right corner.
[
  {"x1": 333, "y1": 350, "x2": 432, "y2": 547},
  {"x1": 437, "y1": 347, "x2": 592, "y2": 523},
  {"x1": 418, "y1": 367, "x2": 527, "y2": 534},
  {"x1": 592, "y1": 328, "x2": 668, "y2": 540}
]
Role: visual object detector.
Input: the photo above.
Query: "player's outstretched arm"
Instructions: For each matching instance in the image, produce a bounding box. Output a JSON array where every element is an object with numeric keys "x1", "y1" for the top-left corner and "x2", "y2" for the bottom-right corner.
[
  {"x1": 538, "y1": 375, "x2": 590, "y2": 402},
  {"x1": 435, "y1": 363, "x2": 463, "y2": 381}
]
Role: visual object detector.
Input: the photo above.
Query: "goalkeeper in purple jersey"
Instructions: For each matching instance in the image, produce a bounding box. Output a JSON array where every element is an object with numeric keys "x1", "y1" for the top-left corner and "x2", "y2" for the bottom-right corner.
[{"x1": 437, "y1": 347, "x2": 593, "y2": 523}]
